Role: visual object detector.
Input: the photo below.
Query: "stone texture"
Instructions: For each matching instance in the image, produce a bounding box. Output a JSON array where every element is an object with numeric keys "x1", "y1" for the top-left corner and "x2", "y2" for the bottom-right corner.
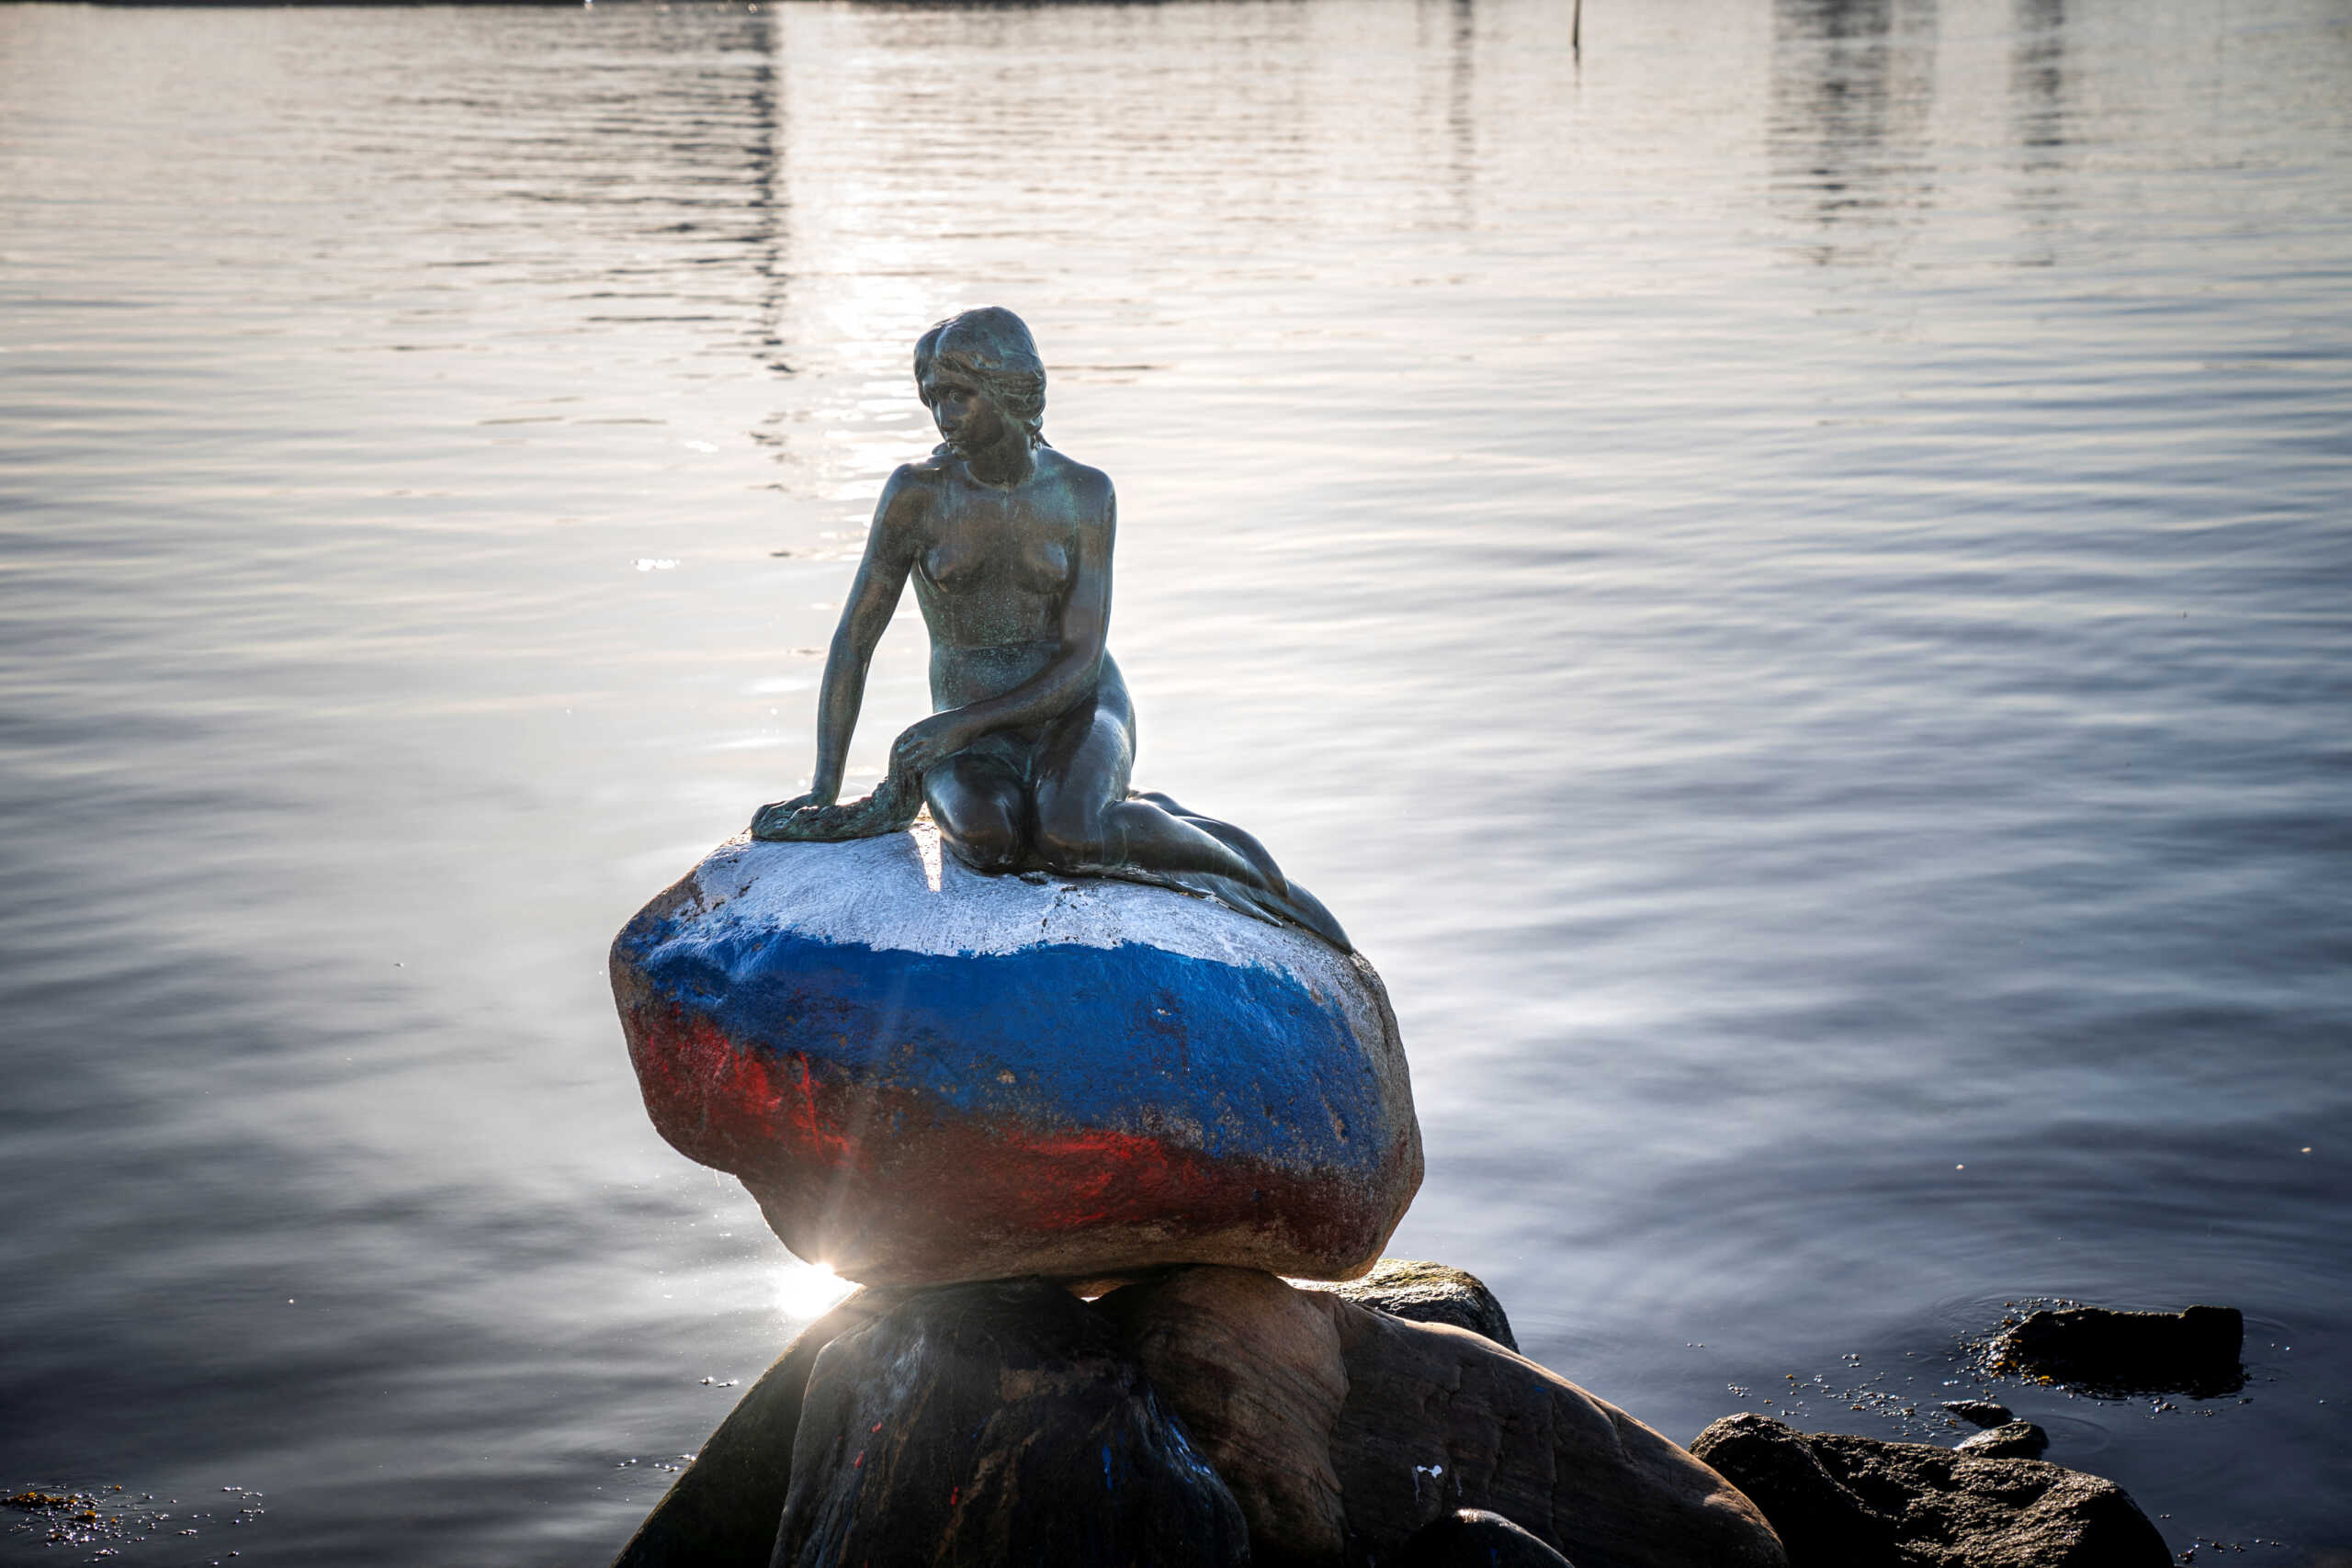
[
  {"x1": 1990, "y1": 1304, "x2": 2243, "y2": 1394},
  {"x1": 1955, "y1": 1422, "x2": 2049, "y2": 1461},
  {"x1": 773, "y1": 1280, "x2": 1248, "y2": 1568},
  {"x1": 1106, "y1": 1266, "x2": 1784, "y2": 1568},
  {"x1": 1324, "y1": 1301, "x2": 1785, "y2": 1568},
  {"x1": 609, "y1": 1292, "x2": 893, "y2": 1568},
  {"x1": 1389, "y1": 1510, "x2": 1579, "y2": 1568},
  {"x1": 612, "y1": 828, "x2": 1421, "y2": 1285},
  {"x1": 1939, "y1": 1402, "x2": 2016, "y2": 1430},
  {"x1": 1294, "y1": 1256, "x2": 1518, "y2": 1351},
  {"x1": 1691, "y1": 1413, "x2": 2169, "y2": 1568},
  {"x1": 1098, "y1": 1266, "x2": 1351, "y2": 1564}
]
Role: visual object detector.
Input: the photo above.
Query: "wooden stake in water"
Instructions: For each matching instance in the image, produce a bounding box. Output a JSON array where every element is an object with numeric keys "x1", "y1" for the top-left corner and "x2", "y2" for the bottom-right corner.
[{"x1": 1571, "y1": 0, "x2": 1582, "y2": 53}]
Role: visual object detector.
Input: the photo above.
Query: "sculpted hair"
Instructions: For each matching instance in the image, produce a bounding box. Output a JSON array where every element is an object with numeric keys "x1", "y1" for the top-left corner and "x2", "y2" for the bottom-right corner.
[{"x1": 915, "y1": 306, "x2": 1047, "y2": 447}]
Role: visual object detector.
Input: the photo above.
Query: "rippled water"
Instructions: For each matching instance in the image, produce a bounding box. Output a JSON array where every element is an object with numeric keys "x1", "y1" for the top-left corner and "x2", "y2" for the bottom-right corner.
[{"x1": 3, "y1": 0, "x2": 2347, "y2": 1560}]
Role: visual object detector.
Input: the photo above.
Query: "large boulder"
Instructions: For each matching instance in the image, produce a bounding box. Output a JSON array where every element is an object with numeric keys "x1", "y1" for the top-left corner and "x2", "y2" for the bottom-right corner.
[
  {"x1": 774, "y1": 1280, "x2": 1249, "y2": 1568},
  {"x1": 611, "y1": 828, "x2": 1421, "y2": 1285},
  {"x1": 1690, "y1": 1414, "x2": 2169, "y2": 1568},
  {"x1": 1103, "y1": 1266, "x2": 1787, "y2": 1568}
]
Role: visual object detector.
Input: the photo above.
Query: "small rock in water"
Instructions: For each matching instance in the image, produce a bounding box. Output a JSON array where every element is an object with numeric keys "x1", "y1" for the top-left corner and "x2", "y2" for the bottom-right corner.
[
  {"x1": 1991, "y1": 1303, "x2": 2243, "y2": 1394},
  {"x1": 1294, "y1": 1256, "x2": 1519, "y2": 1351},
  {"x1": 1390, "y1": 1509, "x2": 1579, "y2": 1568},
  {"x1": 774, "y1": 1280, "x2": 1248, "y2": 1568},
  {"x1": 1939, "y1": 1399, "x2": 2016, "y2": 1428},
  {"x1": 1691, "y1": 1412, "x2": 2167, "y2": 1567},
  {"x1": 1955, "y1": 1420, "x2": 2050, "y2": 1459}
]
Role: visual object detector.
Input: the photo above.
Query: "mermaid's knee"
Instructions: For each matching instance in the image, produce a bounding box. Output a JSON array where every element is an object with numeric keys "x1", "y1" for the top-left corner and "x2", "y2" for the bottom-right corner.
[
  {"x1": 939, "y1": 815, "x2": 1023, "y2": 874},
  {"x1": 1035, "y1": 809, "x2": 1109, "y2": 874}
]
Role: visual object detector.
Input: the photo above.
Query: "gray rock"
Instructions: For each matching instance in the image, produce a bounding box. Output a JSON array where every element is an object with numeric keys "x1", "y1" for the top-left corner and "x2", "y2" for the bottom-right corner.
[
  {"x1": 1990, "y1": 1303, "x2": 2243, "y2": 1394},
  {"x1": 1955, "y1": 1420, "x2": 2049, "y2": 1460},
  {"x1": 1098, "y1": 1265, "x2": 1351, "y2": 1562},
  {"x1": 1325, "y1": 1306, "x2": 1785, "y2": 1568},
  {"x1": 1110, "y1": 1266, "x2": 1786, "y2": 1568},
  {"x1": 1939, "y1": 1400, "x2": 2015, "y2": 1429},
  {"x1": 1680, "y1": 1413, "x2": 1904, "y2": 1565},
  {"x1": 1388, "y1": 1509, "x2": 1578, "y2": 1568},
  {"x1": 608, "y1": 1290, "x2": 897, "y2": 1568},
  {"x1": 1295, "y1": 1257, "x2": 1519, "y2": 1352},
  {"x1": 1691, "y1": 1413, "x2": 2167, "y2": 1567},
  {"x1": 774, "y1": 1280, "x2": 1249, "y2": 1568}
]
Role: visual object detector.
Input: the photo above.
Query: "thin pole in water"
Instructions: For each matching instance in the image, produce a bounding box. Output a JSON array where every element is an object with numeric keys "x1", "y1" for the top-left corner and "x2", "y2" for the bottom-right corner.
[{"x1": 1571, "y1": 0, "x2": 1582, "y2": 55}]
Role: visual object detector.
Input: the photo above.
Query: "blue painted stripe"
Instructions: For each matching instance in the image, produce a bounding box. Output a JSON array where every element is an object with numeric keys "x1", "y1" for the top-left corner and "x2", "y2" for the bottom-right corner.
[{"x1": 619, "y1": 915, "x2": 1383, "y2": 1174}]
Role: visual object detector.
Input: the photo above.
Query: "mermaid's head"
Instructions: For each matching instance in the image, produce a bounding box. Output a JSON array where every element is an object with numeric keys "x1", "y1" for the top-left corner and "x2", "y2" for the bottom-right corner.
[{"x1": 915, "y1": 307, "x2": 1046, "y2": 449}]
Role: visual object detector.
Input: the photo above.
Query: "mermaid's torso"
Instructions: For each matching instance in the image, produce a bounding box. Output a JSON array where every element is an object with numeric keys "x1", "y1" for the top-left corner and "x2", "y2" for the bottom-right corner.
[{"x1": 908, "y1": 446, "x2": 1120, "y2": 761}]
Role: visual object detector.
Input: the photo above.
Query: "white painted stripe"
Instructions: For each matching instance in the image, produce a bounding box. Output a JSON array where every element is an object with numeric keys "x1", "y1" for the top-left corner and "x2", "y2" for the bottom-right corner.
[{"x1": 687, "y1": 823, "x2": 1362, "y2": 984}]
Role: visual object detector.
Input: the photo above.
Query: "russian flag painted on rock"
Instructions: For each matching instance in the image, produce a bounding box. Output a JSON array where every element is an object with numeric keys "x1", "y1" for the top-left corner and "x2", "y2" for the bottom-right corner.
[{"x1": 611, "y1": 825, "x2": 1422, "y2": 1285}]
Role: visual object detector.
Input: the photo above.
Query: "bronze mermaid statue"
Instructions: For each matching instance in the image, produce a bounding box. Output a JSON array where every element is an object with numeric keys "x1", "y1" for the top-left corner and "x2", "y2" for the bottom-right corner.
[{"x1": 750, "y1": 306, "x2": 1349, "y2": 952}]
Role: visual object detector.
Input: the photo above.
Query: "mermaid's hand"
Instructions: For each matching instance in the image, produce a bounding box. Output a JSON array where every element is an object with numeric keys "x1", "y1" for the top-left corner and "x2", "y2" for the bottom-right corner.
[
  {"x1": 751, "y1": 793, "x2": 823, "y2": 839},
  {"x1": 888, "y1": 714, "x2": 972, "y2": 778}
]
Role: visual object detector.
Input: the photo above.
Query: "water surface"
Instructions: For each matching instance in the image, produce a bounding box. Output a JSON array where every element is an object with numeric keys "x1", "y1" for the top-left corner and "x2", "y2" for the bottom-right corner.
[{"x1": 2, "y1": 0, "x2": 2348, "y2": 1560}]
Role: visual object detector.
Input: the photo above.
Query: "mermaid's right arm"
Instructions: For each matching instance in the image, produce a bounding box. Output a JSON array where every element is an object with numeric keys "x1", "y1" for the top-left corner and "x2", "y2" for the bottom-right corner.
[{"x1": 750, "y1": 468, "x2": 922, "y2": 834}]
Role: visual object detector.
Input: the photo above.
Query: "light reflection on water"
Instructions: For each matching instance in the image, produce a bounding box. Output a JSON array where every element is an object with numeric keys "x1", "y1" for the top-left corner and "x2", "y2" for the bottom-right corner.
[{"x1": 1, "y1": 0, "x2": 2347, "y2": 1560}]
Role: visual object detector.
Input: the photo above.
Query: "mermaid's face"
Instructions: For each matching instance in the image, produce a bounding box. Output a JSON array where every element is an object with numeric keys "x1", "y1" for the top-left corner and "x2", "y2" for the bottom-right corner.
[{"x1": 922, "y1": 370, "x2": 1007, "y2": 457}]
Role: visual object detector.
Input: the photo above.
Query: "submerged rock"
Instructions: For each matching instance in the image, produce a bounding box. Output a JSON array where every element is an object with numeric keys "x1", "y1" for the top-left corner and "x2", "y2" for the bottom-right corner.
[
  {"x1": 1107, "y1": 1265, "x2": 1785, "y2": 1568},
  {"x1": 1990, "y1": 1303, "x2": 2243, "y2": 1394},
  {"x1": 1954, "y1": 1420, "x2": 2050, "y2": 1459},
  {"x1": 1690, "y1": 1413, "x2": 2167, "y2": 1568},
  {"x1": 774, "y1": 1280, "x2": 1248, "y2": 1568},
  {"x1": 612, "y1": 828, "x2": 1421, "y2": 1286},
  {"x1": 1939, "y1": 1400, "x2": 2015, "y2": 1429},
  {"x1": 1294, "y1": 1256, "x2": 1519, "y2": 1352}
]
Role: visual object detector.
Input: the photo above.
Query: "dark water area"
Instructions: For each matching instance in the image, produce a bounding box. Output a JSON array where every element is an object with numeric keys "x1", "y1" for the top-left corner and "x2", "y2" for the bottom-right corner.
[{"x1": 2, "y1": 0, "x2": 2347, "y2": 1561}]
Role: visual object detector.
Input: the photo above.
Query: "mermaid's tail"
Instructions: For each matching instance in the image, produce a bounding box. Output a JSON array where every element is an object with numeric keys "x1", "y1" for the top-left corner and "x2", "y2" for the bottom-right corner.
[{"x1": 1125, "y1": 791, "x2": 1352, "y2": 953}]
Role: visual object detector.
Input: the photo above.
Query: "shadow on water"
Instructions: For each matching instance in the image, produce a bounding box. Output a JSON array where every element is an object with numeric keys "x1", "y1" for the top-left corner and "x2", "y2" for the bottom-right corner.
[{"x1": 1769, "y1": 0, "x2": 1939, "y2": 265}]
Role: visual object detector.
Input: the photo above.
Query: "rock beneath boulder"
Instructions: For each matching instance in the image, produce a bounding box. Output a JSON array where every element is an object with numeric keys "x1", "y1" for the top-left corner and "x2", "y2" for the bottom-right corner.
[
  {"x1": 608, "y1": 1291, "x2": 895, "y2": 1568},
  {"x1": 1990, "y1": 1303, "x2": 2243, "y2": 1394},
  {"x1": 1107, "y1": 1266, "x2": 1784, "y2": 1568},
  {"x1": 1294, "y1": 1257, "x2": 1518, "y2": 1352},
  {"x1": 1390, "y1": 1510, "x2": 1579, "y2": 1568},
  {"x1": 1954, "y1": 1421, "x2": 2049, "y2": 1460},
  {"x1": 1323, "y1": 1303, "x2": 1784, "y2": 1568},
  {"x1": 612, "y1": 828, "x2": 1421, "y2": 1285},
  {"x1": 1099, "y1": 1265, "x2": 1351, "y2": 1563},
  {"x1": 775, "y1": 1280, "x2": 1249, "y2": 1568},
  {"x1": 1939, "y1": 1401, "x2": 2015, "y2": 1430},
  {"x1": 1690, "y1": 1413, "x2": 2168, "y2": 1568}
]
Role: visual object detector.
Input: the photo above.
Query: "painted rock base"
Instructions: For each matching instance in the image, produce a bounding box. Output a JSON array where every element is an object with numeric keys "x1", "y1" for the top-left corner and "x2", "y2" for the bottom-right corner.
[{"x1": 612, "y1": 829, "x2": 1421, "y2": 1284}]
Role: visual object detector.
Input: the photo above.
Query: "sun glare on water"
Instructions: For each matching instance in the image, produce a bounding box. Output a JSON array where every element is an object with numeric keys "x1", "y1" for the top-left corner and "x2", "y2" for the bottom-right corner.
[{"x1": 775, "y1": 1261, "x2": 854, "y2": 1320}]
